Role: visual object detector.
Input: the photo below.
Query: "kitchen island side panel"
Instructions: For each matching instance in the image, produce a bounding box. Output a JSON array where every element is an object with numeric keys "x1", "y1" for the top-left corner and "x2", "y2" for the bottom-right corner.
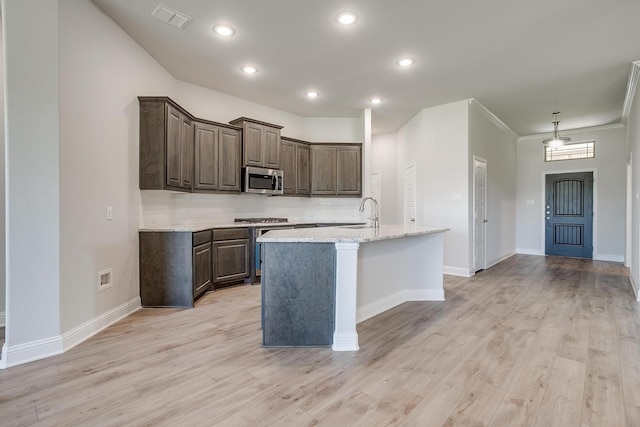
[{"x1": 262, "y1": 242, "x2": 336, "y2": 346}]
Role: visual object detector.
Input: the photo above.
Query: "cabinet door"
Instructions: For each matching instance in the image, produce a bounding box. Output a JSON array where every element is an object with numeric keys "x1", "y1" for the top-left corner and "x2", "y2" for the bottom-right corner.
[
  {"x1": 296, "y1": 144, "x2": 310, "y2": 195},
  {"x1": 264, "y1": 127, "x2": 281, "y2": 169},
  {"x1": 311, "y1": 146, "x2": 337, "y2": 195},
  {"x1": 193, "y1": 242, "x2": 212, "y2": 299},
  {"x1": 166, "y1": 105, "x2": 182, "y2": 188},
  {"x1": 243, "y1": 123, "x2": 263, "y2": 167},
  {"x1": 181, "y1": 118, "x2": 194, "y2": 189},
  {"x1": 280, "y1": 140, "x2": 296, "y2": 194},
  {"x1": 194, "y1": 123, "x2": 219, "y2": 191},
  {"x1": 213, "y1": 239, "x2": 249, "y2": 283},
  {"x1": 219, "y1": 128, "x2": 242, "y2": 192},
  {"x1": 337, "y1": 146, "x2": 361, "y2": 195}
]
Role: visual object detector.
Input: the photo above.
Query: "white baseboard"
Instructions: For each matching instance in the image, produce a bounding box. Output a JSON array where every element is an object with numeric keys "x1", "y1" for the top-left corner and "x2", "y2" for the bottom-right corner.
[
  {"x1": 516, "y1": 248, "x2": 624, "y2": 263},
  {"x1": 405, "y1": 289, "x2": 445, "y2": 301},
  {"x1": 357, "y1": 289, "x2": 445, "y2": 323},
  {"x1": 444, "y1": 266, "x2": 472, "y2": 277},
  {"x1": 1, "y1": 335, "x2": 64, "y2": 369},
  {"x1": 486, "y1": 252, "x2": 516, "y2": 269},
  {"x1": 0, "y1": 311, "x2": 5, "y2": 328},
  {"x1": 62, "y1": 297, "x2": 141, "y2": 351},
  {"x1": 1, "y1": 297, "x2": 140, "y2": 369},
  {"x1": 332, "y1": 332, "x2": 359, "y2": 351},
  {"x1": 593, "y1": 254, "x2": 625, "y2": 263},
  {"x1": 630, "y1": 274, "x2": 640, "y2": 302},
  {"x1": 516, "y1": 248, "x2": 545, "y2": 256}
]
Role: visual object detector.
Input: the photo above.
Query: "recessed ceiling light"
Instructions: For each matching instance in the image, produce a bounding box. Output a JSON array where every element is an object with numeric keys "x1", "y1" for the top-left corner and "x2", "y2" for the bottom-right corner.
[
  {"x1": 305, "y1": 90, "x2": 320, "y2": 98},
  {"x1": 396, "y1": 58, "x2": 415, "y2": 67},
  {"x1": 214, "y1": 24, "x2": 235, "y2": 36},
  {"x1": 369, "y1": 97, "x2": 383, "y2": 104},
  {"x1": 336, "y1": 12, "x2": 358, "y2": 25},
  {"x1": 241, "y1": 65, "x2": 258, "y2": 74}
]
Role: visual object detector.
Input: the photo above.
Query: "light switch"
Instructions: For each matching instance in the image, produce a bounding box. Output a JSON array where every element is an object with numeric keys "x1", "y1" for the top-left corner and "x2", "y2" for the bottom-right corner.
[
  {"x1": 450, "y1": 194, "x2": 462, "y2": 202},
  {"x1": 526, "y1": 199, "x2": 535, "y2": 206},
  {"x1": 106, "y1": 206, "x2": 113, "y2": 221}
]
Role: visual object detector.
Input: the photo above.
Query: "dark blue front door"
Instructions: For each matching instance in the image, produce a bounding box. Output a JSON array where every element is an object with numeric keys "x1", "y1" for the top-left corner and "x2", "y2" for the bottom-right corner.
[{"x1": 545, "y1": 172, "x2": 593, "y2": 258}]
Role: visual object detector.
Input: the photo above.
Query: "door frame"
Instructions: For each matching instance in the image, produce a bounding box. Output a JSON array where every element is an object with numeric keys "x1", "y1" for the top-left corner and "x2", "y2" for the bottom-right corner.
[
  {"x1": 404, "y1": 164, "x2": 417, "y2": 225},
  {"x1": 541, "y1": 168, "x2": 598, "y2": 258},
  {"x1": 473, "y1": 156, "x2": 487, "y2": 272}
]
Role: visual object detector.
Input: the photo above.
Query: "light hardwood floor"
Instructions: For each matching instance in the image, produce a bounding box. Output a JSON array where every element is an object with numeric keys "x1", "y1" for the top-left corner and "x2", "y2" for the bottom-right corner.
[{"x1": 1, "y1": 255, "x2": 639, "y2": 426}]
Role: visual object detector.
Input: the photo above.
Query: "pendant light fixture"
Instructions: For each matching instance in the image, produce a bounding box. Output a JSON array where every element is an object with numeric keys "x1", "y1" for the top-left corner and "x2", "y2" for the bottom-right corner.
[{"x1": 542, "y1": 112, "x2": 570, "y2": 149}]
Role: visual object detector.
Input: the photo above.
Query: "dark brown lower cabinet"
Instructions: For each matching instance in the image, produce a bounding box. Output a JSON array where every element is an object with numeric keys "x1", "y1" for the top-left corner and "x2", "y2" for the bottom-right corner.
[
  {"x1": 213, "y1": 228, "x2": 250, "y2": 288},
  {"x1": 139, "y1": 230, "x2": 212, "y2": 307},
  {"x1": 193, "y1": 241, "x2": 212, "y2": 299}
]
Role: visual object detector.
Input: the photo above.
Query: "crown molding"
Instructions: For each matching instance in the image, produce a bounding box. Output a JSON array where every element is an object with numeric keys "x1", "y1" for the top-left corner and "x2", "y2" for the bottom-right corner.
[
  {"x1": 518, "y1": 123, "x2": 626, "y2": 141},
  {"x1": 622, "y1": 60, "x2": 640, "y2": 124},
  {"x1": 468, "y1": 99, "x2": 519, "y2": 140}
]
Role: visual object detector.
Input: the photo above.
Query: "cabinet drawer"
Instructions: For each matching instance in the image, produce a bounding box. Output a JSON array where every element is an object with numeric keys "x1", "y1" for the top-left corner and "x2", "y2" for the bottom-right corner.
[
  {"x1": 192, "y1": 230, "x2": 212, "y2": 246},
  {"x1": 213, "y1": 228, "x2": 249, "y2": 241}
]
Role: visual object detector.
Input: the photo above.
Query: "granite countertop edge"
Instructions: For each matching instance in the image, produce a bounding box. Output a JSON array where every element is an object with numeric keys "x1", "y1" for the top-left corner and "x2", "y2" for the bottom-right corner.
[
  {"x1": 257, "y1": 225, "x2": 450, "y2": 243},
  {"x1": 139, "y1": 220, "x2": 366, "y2": 232}
]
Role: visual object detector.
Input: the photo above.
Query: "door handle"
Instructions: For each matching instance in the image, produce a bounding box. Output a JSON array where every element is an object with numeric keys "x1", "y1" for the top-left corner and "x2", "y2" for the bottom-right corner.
[{"x1": 483, "y1": 219, "x2": 488, "y2": 223}]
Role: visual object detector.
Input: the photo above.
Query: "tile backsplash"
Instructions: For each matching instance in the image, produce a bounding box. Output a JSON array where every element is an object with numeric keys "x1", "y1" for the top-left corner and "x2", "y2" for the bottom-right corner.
[{"x1": 139, "y1": 191, "x2": 364, "y2": 228}]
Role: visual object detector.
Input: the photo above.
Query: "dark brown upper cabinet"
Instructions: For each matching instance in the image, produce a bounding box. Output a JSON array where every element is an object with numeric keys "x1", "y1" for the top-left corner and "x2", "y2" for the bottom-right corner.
[
  {"x1": 296, "y1": 143, "x2": 311, "y2": 195},
  {"x1": 336, "y1": 146, "x2": 362, "y2": 195},
  {"x1": 140, "y1": 97, "x2": 194, "y2": 192},
  {"x1": 280, "y1": 136, "x2": 311, "y2": 196},
  {"x1": 218, "y1": 127, "x2": 243, "y2": 192},
  {"x1": 194, "y1": 122, "x2": 242, "y2": 193},
  {"x1": 194, "y1": 122, "x2": 219, "y2": 191},
  {"x1": 229, "y1": 117, "x2": 283, "y2": 169},
  {"x1": 311, "y1": 144, "x2": 361, "y2": 196},
  {"x1": 139, "y1": 97, "x2": 242, "y2": 193}
]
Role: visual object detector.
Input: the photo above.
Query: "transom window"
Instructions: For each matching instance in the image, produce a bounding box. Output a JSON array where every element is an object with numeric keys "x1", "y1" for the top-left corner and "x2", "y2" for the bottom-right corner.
[{"x1": 545, "y1": 140, "x2": 595, "y2": 162}]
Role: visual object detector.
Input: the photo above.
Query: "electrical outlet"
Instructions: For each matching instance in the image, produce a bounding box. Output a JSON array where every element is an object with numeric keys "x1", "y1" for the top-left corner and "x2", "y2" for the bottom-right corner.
[{"x1": 106, "y1": 206, "x2": 113, "y2": 220}]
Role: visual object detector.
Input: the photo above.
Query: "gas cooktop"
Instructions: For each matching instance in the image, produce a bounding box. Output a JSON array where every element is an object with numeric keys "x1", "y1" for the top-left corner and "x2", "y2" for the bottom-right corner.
[{"x1": 233, "y1": 217, "x2": 289, "y2": 224}]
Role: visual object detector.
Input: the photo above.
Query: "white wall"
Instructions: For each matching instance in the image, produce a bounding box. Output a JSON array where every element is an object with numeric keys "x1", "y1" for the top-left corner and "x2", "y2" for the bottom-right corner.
[
  {"x1": 396, "y1": 101, "x2": 470, "y2": 275},
  {"x1": 371, "y1": 132, "x2": 400, "y2": 224},
  {"x1": 468, "y1": 101, "x2": 518, "y2": 268},
  {"x1": 174, "y1": 81, "x2": 363, "y2": 144},
  {"x1": 516, "y1": 125, "x2": 627, "y2": 261},
  {"x1": 0, "y1": 14, "x2": 5, "y2": 326},
  {"x1": 628, "y1": 64, "x2": 640, "y2": 299},
  {"x1": 2, "y1": 0, "x2": 62, "y2": 365},
  {"x1": 58, "y1": 0, "x2": 178, "y2": 335}
]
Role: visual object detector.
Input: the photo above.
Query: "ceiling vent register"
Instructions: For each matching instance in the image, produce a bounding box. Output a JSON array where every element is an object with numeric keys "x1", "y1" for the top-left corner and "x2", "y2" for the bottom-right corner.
[{"x1": 151, "y1": 4, "x2": 192, "y2": 29}]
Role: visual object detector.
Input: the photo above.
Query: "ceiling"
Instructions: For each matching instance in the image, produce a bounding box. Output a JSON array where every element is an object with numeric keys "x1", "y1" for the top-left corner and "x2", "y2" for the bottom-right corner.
[{"x1": 92, "y1": 0, "x2": 640, "y2": 137}]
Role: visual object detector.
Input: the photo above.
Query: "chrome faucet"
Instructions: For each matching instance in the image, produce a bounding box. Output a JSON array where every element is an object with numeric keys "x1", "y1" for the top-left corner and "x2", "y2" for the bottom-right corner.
[{"x1": 359, "y1": 197, "x2": 380, "y2": 229}]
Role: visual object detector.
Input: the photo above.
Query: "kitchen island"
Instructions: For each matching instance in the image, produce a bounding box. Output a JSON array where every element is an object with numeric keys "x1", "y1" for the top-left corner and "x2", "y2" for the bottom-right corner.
[{"x1": 258, "y1": 224, "x2": 449, "y2": 351}]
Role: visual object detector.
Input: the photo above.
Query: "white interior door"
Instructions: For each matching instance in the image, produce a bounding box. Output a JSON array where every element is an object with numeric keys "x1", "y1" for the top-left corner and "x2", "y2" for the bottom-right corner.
[
  {"x1": 404, "y1": 165, "x2": 416, "y2": 225},
  {"x1": 473, "y1": 157, "x2": 487, "y2": 272},
  {"x1": 370, "y1": 173, "x2": 381, "y2": 222}
]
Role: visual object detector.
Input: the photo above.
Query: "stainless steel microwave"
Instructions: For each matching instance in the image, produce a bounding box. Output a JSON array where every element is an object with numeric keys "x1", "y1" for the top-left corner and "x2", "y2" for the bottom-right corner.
[{"x1": 242, "y1": 166, "x2": 284, "y2": 195}]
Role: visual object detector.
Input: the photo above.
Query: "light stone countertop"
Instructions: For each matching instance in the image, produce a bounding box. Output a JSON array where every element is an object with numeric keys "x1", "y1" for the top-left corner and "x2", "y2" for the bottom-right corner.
[
  {"x1": 257, "y1": 224, "x2": 449, "y2": 243},
  {"x1": 139, "y1": 220, "x2": 365, "y2": 232}
]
